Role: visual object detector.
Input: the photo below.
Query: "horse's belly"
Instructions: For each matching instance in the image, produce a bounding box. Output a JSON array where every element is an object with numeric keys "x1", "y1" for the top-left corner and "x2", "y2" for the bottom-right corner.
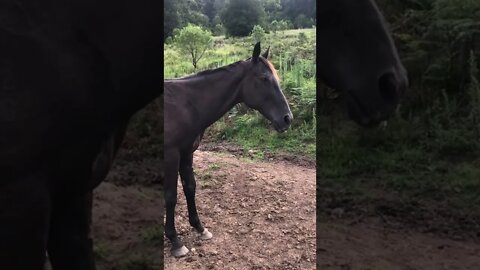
[{"x1": 164, "y1": 101, "x2": 200, "y2": 150}]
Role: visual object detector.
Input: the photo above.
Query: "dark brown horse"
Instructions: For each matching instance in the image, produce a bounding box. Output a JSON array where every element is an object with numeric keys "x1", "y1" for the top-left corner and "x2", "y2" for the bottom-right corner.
[
  {"x1": 164, "y1": 42, "x2": 293, "y2": 257},
  {"x1": 318, "y1": 0, "x2": 408, "y2": 127},
  {"x1": 0, "y1": 0, "x2": 161, "y2": 269}
]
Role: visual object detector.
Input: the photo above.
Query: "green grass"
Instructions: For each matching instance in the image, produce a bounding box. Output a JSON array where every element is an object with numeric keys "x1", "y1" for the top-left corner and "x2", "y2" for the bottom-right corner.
[
  {"x1": 141, "y1": 225, "x2": 164, "y2": 245},
  {"x1": 207, "y1": 163, "x2": 221, "y2": 171},
  {"x1": 116, "y1": 255, "x2": 156, "y2": 270},
  {"x1": 196, "y1": 170, "x2": 218, "y2": 188},
  {"x1": 317, "y1": 112, "x2": 480, "y2": 236},
  {"x1": 208, "y1": 113, "x2": 316, "y2": 158},
  {"x1": 93, "y1": 242, "x2": 109, "y2": 261},
  {"x1": 164, "y1": 28, "x2": 316, "y2": 159}
]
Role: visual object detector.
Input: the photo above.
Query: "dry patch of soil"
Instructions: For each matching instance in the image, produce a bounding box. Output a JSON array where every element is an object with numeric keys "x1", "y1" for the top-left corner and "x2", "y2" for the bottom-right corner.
[
  {"x1": 164, "y1": 150, "x2": 317, "y2": 270},
  {"x1": 86, "y1": 145, "x2": 479, "y2": 270}
]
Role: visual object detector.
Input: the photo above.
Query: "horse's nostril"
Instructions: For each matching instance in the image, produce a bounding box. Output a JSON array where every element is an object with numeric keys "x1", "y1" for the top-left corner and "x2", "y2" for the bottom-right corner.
[
  {"x1": 284, "y1": 115, "x2": 292, "y2": 125},
  {"x1": 378, "y1": 72, "x2": 399, "y2": 104}
]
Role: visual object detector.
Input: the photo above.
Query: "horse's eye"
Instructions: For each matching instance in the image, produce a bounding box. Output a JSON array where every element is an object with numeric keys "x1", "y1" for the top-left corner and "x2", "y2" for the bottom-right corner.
[{"x1": 260, "y1": 76, "x2": 268, "y2": 81}]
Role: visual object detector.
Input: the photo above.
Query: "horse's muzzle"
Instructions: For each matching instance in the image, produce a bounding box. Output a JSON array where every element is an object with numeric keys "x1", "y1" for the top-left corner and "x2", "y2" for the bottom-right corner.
[{"x1": 274, "y1": 113, "x2": 293, "y2": 132}]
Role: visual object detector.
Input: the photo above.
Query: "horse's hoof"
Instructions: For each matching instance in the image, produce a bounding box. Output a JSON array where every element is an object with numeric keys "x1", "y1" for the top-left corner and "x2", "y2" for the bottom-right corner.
[
  {"x1": 198, "y1": 228, "x2": 213, "y2": 240},
  {"x1": 171, "y1": 245, "x2": 189, "y2": 257}
]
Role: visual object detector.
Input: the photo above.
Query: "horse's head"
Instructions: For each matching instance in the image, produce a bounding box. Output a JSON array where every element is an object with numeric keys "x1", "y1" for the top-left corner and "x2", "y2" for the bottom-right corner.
[
  {"x1": 318, "y1": 0, "x2": 408, "y2": 127},
  {"x1": 241, "y1": 42, "x2": 293, "y2": 132}
]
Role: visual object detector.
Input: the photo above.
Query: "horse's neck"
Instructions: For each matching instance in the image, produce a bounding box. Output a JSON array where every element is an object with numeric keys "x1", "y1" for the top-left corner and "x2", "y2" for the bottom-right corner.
[{"x1": 181, "y1": 67, "x2": 246, "y2": 131}]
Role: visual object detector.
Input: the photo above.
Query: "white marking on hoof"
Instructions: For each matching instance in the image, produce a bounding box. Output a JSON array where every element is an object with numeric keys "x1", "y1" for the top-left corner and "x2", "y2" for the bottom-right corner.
[
  {"x1": 198, "y1": 228, "x2": 213, "y2": 240},
  {"x1": 171, "y1": 245, "x2": 189, "y2": 257}
]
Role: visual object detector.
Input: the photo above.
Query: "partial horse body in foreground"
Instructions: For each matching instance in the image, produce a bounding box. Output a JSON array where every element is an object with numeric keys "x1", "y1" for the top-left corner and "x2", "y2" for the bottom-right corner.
[
  {"x1": 0, "y1": 0, "x2": 161, "y2": 269},
  {"x1": 164, "y1": 42, "x2": 293, "y2": 257},
  {"x1": 318, "y1": 0, "x2": 408, "y2": 127}
]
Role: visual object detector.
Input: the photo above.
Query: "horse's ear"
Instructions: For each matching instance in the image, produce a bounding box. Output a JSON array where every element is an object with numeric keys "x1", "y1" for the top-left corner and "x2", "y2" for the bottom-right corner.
[
  {"x1": 262, "y1": 46, "x2": 270, "y2": 59},
  {"x1": 252, "y1": 42, "x2": 261, "y2": 62}
]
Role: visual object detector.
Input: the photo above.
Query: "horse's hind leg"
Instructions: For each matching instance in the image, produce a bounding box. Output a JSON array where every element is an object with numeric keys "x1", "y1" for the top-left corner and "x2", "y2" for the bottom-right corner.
[
  {"x1": 179, "y1": 151, "x2": 212, "y2": 240},
  {"x1": 0, "y1": 174, "x2": 51, "y2": 269},
  {"x1": 165, "y1": 149, "x2": 189, "y2": 257},
  {"x1": 47, "y1": 191, "x2": 95, "y2": 270}
]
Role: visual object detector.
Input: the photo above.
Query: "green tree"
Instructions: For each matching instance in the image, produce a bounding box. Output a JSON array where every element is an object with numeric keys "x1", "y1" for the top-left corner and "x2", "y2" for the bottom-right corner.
[
  {"x1": 278, "y1": 19, "x2": 291, "y2": 32},
  {"x1": 298, "y1": 32, "x2": 308, "y2": 44},
  {"x1": 212, "y1": 24, "x2": 225, "y2": 36},
  {"x1": 212, "y1": 15, "x2": 222, "y2": 26},
  {"x1": 164, "y1": 0, "x2": 210, "y2": 38},
  {"x1": 202, "y1": 0, "x2": 217, "y2": 24},
  {"x1": 263, "y1": 0, "x2": 282, "y2": 22},
  {"x1": 221, "y1": 0, "x2": 265, "y2": 37},
  {"x1": 250, "y1": 25, "x2": 266, "y2": 43},
  {"x1": 270, "y1": 20, "x2": 279, "y2": 35},
  {"x1": 174, "y1": 24, "x2": 213, "y2": 70},
  {"x1": 294, "y1": 14, "x2": 313, "y2": 28},
  {"x1": 164, "y1": 0, "x2": 180, "y2": 38},
  {"x1": 187, "y1": 11, "x2": 210, "y2": 28},
  {"x1": 280, "y1": 0, "x2": 316, "y2": 22}
]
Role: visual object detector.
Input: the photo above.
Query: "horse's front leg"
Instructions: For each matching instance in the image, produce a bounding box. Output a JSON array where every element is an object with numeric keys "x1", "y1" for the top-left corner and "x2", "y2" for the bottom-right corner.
[
  {"x1": 179, "y1": 151, "x2": 212, "y2": 240},
  {"x1": 165, "y1": 149, "x2": 188, "y2": 257},
  {"x1": 0, "y1": 173, "x2": 51, "y2": 270},
  {"x1": 47, "y1": 191, "x2": 96, "y2": 270}
]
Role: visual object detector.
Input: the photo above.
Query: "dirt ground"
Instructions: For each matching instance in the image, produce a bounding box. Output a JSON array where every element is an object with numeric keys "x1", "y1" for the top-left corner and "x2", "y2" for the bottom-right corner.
[
  {"x1": 164, "y1": 150, "x2": 317, "y2": 270},
  {"x1": 86, "y1": 142, "x2": 480, "y2": 270},
  {"x1": 91, "y1": 155, "x2": 165, "y2": 270},
  {"x1": 317, "y1": 221, "x2": 480, "y2": 270}
]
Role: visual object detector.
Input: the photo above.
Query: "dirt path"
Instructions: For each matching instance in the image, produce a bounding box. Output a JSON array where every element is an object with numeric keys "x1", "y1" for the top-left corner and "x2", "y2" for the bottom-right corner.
[
  {"x1": 91, "y1": 182, "x2": 163, "y2": 270},
  {"x1": 84, "y1": 145, "x2": 479, "y2": 270},
  {"x1": 317, "y1": 222, "x2": 480, "y2": 270},
  {"x1": 163, "y1": 150, "x2": 480, "y2": 270},
  {"x1": 164, "y1": 150, "x2": 317, "y2": 270}
]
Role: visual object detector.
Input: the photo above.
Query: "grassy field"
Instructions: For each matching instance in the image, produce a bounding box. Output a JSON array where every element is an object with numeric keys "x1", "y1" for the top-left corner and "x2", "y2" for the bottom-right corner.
[
  {"x1": 164, "y1": 28, "x2": 316, "y2": 159},
  {"x1": 317, "y1": 93, "x2": 480, "y2": 238}
]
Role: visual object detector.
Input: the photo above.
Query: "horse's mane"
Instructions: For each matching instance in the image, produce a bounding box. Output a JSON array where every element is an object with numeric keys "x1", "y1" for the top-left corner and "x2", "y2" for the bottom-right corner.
[
  {"x1": 261, "y1": 58, "x2": 281, "y2": 82},
  {"x1": 194, "y1": 61, "x2": 244, "y2": 77},
  {"x1": 168, "y1": 61, "x2": 244, "y2": 80},
  {"x1": 169, "y1": 56, "x2": 280, "y2": 82}
]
